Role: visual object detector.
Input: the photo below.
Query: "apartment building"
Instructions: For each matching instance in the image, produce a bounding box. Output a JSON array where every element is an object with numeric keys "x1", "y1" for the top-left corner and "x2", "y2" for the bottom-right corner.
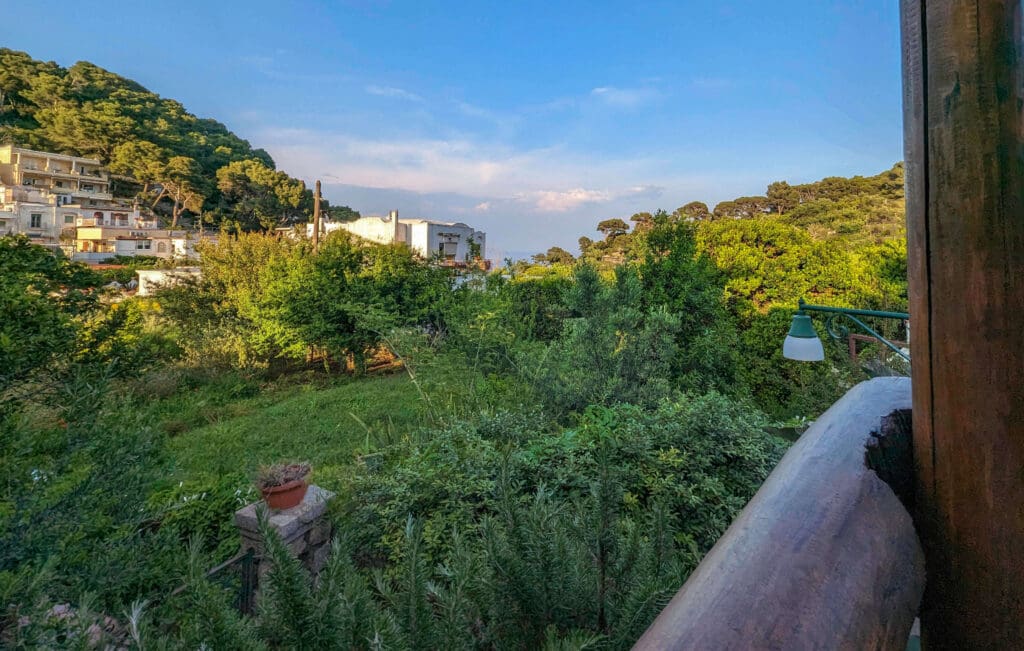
[
  {"x1": 0, "y1": 144, "x2": 113, "y2": 204},
  {"x1": 0, "y1": 145, "x2": 137, "y2": 249},
  {"x1": 75, "y1": 225, "x2": 214, "y2": 262},
  {"x1": 0, "y1": 144, "x2": 219, "y2": 260}
]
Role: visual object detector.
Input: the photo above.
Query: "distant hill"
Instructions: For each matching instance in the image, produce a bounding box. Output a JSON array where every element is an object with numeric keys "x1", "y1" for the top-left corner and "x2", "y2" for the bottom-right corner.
[
  {"x1": 572, "y1": 163, "x2": 906, "y2": 267},
  {"x1": 0, "y1": 49, "x2": 355, "y2": 230}
]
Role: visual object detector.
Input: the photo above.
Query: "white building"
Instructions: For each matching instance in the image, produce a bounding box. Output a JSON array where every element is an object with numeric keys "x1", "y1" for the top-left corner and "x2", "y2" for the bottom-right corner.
[
  {"x1": 74, "y1": 218, "x2": 215, "y2": 262},
  {"x1": 308, "y1": 211, "x2": 486, "y2": 263},
  {"x1": 0, "y1": 145, "x2": 144, "y2": 250},
  {"x1": 0, "y1": 144, "x2": 212, "y2": 260},
  {"x1": 136, "y1": 267, "x2": 202, "y2": 296}
]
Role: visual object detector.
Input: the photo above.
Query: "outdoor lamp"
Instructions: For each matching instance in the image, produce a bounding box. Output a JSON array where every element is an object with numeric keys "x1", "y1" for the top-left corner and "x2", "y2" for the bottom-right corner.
[
  {"x1": 783, "y1": 312, "x2": 825, "y2": 361},
  {"x1": 783, "y1": 299, "x2": 911, "y2": 363}
]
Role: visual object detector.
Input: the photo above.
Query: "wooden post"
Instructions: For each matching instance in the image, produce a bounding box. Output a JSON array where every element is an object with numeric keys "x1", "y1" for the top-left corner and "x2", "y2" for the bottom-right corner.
[
  {"x1": 901, "y1": 1, "x2": 1024, "y2": 648},
  {"x1": 312, "y1": 179, "x2": 322, "y2": 253}
]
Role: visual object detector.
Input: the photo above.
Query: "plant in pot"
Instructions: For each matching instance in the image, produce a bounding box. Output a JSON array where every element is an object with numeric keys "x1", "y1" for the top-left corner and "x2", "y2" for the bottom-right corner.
[{"x1": 256, "y1": 462, "x2": 311, "y2": 510}]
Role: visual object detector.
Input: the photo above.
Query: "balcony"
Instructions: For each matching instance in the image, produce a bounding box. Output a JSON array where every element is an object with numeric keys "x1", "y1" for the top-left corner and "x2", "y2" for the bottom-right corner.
[
  {"x1": 44, "y1": 166, "x2": 80, "y2": 178},
  {"x1": 73, "y1": 189, "x2": 114, "y2": 201}
]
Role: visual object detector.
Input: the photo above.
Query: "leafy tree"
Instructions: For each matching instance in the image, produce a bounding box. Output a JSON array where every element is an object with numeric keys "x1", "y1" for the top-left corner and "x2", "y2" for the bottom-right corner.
[
  {"x1": 155, "y1": 155, "x2": 207, "y2": 226},
  {"x1": 713, "y1": 196, "x2": 768, "y2": 220},
  {"x1": 675, "y1": 201, "x2": 710, "y2": 221},
  {"x1": 640, "y1": 220, "x2": 742, "y2": 393},
  {"x1": 628, "y1": 212, "x2": 654, "y2": 232},
  {"x1": 578, "y1": 236, "x2": 594, "y2": 255},
  {"x1": 533, "y1": 246, "x2": 575, "y2": 265},
  {"x1": 766, "y1": 181, "x2": 799, "y2": 214},
  {"x1": 216, "y1": 159, "x2": 308, "y2": 231},
  {"x1": 0, "y1": 236, "x2": 100, "y2": 399},
  {"x1": 536, "y1": 264, "x2": 680, "y2": 415},
  {"x1": 596, "y1": 218, "x2": 630, "y2": 240},
  {"x1": 324, "y1": 204, "x2": 360, "y2": 222},
  {"x1": 108, "y1": 140, "x2": 169, "y2": 196}
]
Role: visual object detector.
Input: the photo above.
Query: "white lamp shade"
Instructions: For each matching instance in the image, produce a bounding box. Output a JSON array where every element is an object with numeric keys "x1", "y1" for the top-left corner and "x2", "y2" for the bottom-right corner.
[{"x1": 783, "y1": 334, "x2": 825, "y2": 361}]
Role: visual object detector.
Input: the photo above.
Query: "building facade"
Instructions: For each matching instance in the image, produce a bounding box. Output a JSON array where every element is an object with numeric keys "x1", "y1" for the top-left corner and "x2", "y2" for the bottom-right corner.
[
  {"x1": 0, "y1": 144, "x2": 113, "y2": 203},
  {"x1": 308, "y1": 210, "x2": 487, "y2": 263},
  {"x1": 74, "y1": 227, "x2": 214, "y2": 262},
  {"x1": 0, "y1": 144, "x2": 212, "y2": 260}
]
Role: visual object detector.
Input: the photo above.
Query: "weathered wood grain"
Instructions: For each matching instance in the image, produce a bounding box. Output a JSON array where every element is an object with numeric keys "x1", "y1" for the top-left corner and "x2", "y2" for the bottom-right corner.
[
  {"x1": 901, "y1": 1, "x2": 1024, "y2": 648},
  {"x1": 633, "y1": 378, "x2": 923, "y2": 650}
]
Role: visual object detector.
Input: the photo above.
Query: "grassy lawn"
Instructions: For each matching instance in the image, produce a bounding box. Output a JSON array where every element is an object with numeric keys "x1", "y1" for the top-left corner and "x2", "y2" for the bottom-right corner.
[{"x1": 160, "y1": 372, "x2": 427, "y2": 489}]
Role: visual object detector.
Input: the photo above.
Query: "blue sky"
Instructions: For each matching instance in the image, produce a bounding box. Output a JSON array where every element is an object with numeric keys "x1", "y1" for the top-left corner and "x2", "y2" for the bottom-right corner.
[{"x1": 5, "y1": 0, "x2": 903, "y2": 259}]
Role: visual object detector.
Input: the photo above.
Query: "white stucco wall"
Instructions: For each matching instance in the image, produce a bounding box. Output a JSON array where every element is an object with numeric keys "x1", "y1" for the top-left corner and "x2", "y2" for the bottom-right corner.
[
  {"x1": 310, "y1": 215, "x2": 405, "y2": 245},
  {"x1": 136, "y1": 268, "x2": 202, "y2": 296},
  {"x1": 310, "y1": 215, "x2": 485, "y2": 261},
  {"x1": 407, "y1": 221, "x2": 486, "y2": 260}
]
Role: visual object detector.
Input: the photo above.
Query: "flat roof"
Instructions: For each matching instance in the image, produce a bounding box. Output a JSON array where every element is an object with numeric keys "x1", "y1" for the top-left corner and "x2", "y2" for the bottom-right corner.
[{"x1": 1, "y1": 144, "x2": 102, "y2": 165}]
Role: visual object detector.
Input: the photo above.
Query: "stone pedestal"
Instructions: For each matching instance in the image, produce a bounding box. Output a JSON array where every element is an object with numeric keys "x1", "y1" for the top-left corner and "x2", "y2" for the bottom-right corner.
[{"x1": 234, "y1": 484, "x2": 335, "y2": 575}]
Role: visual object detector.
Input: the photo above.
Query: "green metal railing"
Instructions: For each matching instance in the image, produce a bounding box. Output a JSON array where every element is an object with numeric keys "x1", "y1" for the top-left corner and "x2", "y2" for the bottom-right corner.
[{"x1": 798, "y1": 299, "x2": 910, "y2": 362}]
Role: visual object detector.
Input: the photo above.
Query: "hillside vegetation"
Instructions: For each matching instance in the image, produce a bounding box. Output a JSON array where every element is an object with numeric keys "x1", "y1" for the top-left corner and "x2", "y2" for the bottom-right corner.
[{"x1": 0, "y1": 49, "x2": 357, "y2": 230}]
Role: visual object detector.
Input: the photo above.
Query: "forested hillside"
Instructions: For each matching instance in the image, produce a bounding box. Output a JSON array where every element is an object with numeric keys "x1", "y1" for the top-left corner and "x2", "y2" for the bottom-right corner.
[
  {"x1": 0, "y1": 49, "x2": 356, "y2": 230},
  {"x1": 572, "y1": 163, "x2": 905, "y2": 267}
]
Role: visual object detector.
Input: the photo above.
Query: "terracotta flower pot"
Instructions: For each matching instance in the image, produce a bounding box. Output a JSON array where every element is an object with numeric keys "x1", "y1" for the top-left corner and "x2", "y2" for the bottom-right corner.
[{"x1": 261, "y1": 478, "x2": 309, "y2": 510}]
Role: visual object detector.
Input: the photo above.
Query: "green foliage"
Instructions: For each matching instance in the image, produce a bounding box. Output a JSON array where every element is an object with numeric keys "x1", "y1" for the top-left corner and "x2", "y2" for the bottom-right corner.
[
  {"x1": 0, "y1": 236, "x2": 101, "y2": 398},
  {"x1": 158, "y1": 231, "x2": 450, "y2": 373},
  {"x1": 135, "y1": 393, "x2": 780, "y2": 649},
  {"x1": 216, "y1": 159, "x2": 309, "y2": 231},
  {"x1": 640, "y1": 219, "x2": 742, "y2": 393},
  {"x1": 532, "y1": 246, "x2": 576, "y2": 266},
  {"x1": 533, "y1": 264, "x2": 680, "y2": 416},
  {"x1": 0, "y1": 48, "x2": 358, "y2": 230},
  {"x1": 596, "y1": 218, "x2": 630, "y2": 239},
  {"x1": 0, "y1": 394, "x2": 187, "y2": 613}
]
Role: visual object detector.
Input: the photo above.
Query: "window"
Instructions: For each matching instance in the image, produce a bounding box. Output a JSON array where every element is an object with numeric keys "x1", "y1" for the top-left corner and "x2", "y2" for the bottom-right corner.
[
  {"x1": 136, "y1": 240, "x2": 151, "y2": 250},
  {"x1": 64, "y1": 214, "x2": 75, "y2": 224},
  {"x1": 157, "y1": 242, "x2": 167, "y2": 253},
  {"x1": 55, "y1": 181, "x2": 63, "y2": 188},
  {"x1": 82, "y1": 184, "x2": 94, "y2": 192},
  {"x1": 30, "y1": 213, "x2": 42, "y2": 228}
]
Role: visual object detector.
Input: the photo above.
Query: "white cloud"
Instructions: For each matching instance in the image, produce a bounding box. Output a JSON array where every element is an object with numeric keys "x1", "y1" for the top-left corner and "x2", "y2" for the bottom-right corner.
[
  {"x1": 254, "y1": 128, "x2": 723, "y2": 237},
  {"x1": 366, "y1": 85, "x2": 423, "y2": 102},
  {"x1": 527, "y1": 188, "x2": 612, "y2": 212},
  {"x1": 590, "y1": 86, "x2": 660, "y2": 108},
  {"x1": 259, "y1": 128, "x2": 657, "y2": 203}
]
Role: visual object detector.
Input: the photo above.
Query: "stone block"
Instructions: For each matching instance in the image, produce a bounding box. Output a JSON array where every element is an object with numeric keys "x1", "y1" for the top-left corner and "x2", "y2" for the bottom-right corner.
[
  {"x1": 311, "y1": 542, "x2": 332, "y2": 573},
  {"x1": 307, "y1": 521, "x2": 331, "y2": 547},
  {"x1": 288, "y1": 536, "x2": 307, "y2": 557},
  {"x1": 233, "y1": 484, "x2": 336, "y2": 576},
  {"x1": 234, "y1": 485, "x2": 336, "y2": 538}
]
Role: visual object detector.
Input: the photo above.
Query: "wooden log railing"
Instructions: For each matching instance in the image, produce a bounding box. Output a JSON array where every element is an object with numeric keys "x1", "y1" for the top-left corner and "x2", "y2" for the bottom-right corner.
[{"x1": 634, "y1": 377, "x2": 924, "y2": 650}]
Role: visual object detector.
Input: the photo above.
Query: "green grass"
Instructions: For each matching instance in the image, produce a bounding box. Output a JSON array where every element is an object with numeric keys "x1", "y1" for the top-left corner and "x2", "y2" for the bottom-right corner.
[{"x1": 152, "y1": 371, "x2": 428, "y2": 490}]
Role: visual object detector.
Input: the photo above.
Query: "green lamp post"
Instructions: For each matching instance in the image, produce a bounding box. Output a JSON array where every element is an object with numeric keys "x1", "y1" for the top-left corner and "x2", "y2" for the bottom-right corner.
[{"x1": 784, "y1": 299, "x2": 910, "y2": 362}]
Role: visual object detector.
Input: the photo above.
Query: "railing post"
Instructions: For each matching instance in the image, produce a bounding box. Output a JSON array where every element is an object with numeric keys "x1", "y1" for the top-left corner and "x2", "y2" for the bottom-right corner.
[{"x1": 633, "y1": 378, "x2": 923, "y2": 650}]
